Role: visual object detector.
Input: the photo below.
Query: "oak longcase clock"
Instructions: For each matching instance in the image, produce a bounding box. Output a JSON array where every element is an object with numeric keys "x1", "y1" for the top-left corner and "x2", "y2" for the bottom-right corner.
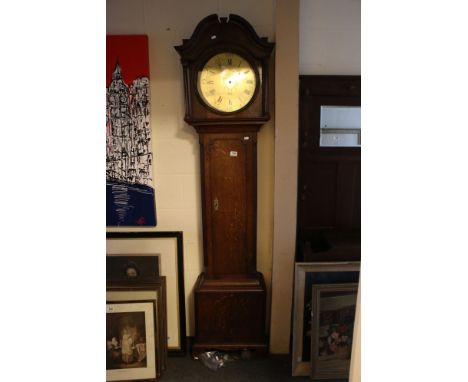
[{"x1": 175, "y1": 14, "x2": 274, "y2": 354}]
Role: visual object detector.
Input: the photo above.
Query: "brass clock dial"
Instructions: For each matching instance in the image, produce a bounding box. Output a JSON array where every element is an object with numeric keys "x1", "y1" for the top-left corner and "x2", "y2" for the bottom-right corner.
[{"x1": 197, "y1": 52, "x2": 257, "y2": 113}]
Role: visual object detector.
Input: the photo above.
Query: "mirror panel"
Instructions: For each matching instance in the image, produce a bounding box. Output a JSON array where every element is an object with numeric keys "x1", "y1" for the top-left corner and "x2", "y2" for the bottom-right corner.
[{"x1": 320, "y1": 106, "x2": 361, "y2": 147}]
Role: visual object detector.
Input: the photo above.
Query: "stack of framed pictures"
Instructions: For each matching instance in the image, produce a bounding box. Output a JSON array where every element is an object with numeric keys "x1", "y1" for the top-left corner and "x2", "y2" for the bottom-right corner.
[
  {"x1": 291, "y1": 262, "x2": 360, "y2": 379},
  {"x1": 107, "y1": 278, "x2": 167, "y2": 381},
  {"x1": 106, "y1": 232, "x2": 186, "y2": 354},
  {"x1": 106, "y1": 231, "x2": 185, "y2": 381},
  {"x1": 107, "y1": 301, "x2": 157, "y2": 378}
]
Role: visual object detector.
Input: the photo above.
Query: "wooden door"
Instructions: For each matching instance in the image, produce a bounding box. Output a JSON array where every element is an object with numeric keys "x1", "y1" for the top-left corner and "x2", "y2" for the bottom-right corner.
[{"x1": 297, "y1": 76, "x2": 361, "y2": 261}]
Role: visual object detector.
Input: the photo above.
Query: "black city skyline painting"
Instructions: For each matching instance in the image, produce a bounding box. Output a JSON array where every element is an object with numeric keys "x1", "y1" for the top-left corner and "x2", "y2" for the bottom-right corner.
[{"x1": 106, "y1": 35, "x2": 156, "y2": 226}]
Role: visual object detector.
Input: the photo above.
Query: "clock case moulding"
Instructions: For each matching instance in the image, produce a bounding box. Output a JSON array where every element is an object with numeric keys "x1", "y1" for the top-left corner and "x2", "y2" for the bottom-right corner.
[{"x1": 175, "y1": 14, "x2": 275, "y2": 355}]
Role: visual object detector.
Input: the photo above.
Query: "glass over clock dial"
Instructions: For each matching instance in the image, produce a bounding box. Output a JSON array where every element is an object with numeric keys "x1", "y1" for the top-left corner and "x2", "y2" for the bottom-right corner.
[{"x1": 197, "y1": 52, "x2": 257, "y2": 113}]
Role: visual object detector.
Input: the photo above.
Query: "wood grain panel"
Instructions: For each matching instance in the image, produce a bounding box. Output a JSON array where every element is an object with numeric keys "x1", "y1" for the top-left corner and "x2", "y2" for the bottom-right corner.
[
  {"x1": 301, "y1": 163, "x2": 338, "y2": 229},
  {"x1": 297, "y1": 76, "x2": 361, "y2": 261},
  {"x1": 194, "y1": 273, "x2": 266, "y2": 345},
  {"x1": 209, "y1": 138, "x2": 248, "y2": 275},
  {"x1": 335, "y1": 162, "x2": 361, "y2": 229},
  {"x1": 200, "y1": 132, "x2": 258, "y2": 277}
]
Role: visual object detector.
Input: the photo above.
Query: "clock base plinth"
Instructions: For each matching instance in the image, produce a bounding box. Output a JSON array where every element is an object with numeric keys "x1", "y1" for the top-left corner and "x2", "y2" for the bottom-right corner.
[{"x1": 192, "y1": 272, "x2": 268, "y2": 356}]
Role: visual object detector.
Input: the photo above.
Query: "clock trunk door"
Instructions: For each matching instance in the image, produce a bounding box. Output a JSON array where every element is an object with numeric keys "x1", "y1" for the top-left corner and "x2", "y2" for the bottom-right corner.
[{"x1": 202, "y1": 133, "x2": 257, "y2": 277}]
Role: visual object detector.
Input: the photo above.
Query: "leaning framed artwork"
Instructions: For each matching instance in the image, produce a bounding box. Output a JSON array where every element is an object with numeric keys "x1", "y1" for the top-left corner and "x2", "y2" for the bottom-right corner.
[
  {"x1": 106, "y1": 232, "x2": 186, "y2": 354},
  {"x1": 291, "y1": 261, "x2": 360, "y2": 376},
  {"x1": 107, "y1": 278, "x2": 168, "y2": 375},
  {"x1": 106, "y1": 301, "x2": 158, "y2": 381},
  {"x1": 106, "y1": 35, "x2": 156, "y2": 226},
  {"x1": 310, "y1": 283, "x2": 358, "y2": 380}
]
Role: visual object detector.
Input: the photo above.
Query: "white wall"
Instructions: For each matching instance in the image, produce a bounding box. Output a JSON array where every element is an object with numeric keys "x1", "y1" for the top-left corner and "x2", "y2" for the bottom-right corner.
[
  {"x1": 106, "y1": 0, "x2": 276, "y2": 337},
  {"x1": 300, "y1": 0, "x2": 361, "y2": 74}
]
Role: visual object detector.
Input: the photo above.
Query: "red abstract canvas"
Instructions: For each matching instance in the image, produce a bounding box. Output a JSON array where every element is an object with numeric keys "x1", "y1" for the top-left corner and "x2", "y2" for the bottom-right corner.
[
  {"x1": 106, "y1": 35, "x2": 150, "y2": 87},
  {"x1": 106, "y1": 35, "x2": 156, "y2": 226}
]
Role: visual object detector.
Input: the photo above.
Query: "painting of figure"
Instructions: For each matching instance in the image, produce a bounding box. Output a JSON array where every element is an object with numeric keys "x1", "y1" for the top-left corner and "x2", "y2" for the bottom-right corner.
[
  {"x1": 106, "y1": 301, "x2": 158, "y2": 381},
  {"x1": 106, "y1": 310, "x2": 147, "y2": 370}
]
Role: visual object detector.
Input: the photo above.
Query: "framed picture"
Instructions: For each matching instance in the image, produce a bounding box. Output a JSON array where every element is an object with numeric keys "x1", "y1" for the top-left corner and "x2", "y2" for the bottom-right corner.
[
  {"x1": 106, "y1": 301, "x2": 158, "y2": 381},
  {"x1": 310, "y1": 283, "x2": 358, "y2": 380},
  {"x1": 107, "y1": 278, "x2": 168, "y2": 375},
  {"x1": 291, "y1": 262, "x2": 360, "y2": 376},
  {"x1": 106, "y1": 35, "x2": 156, "y2": 227},
  {"x1": 106, "y1": 232, "x2": 186, "y2": 354},
  {"x1": 107, "y1": 255, "x2": 160, "y2": 281}
]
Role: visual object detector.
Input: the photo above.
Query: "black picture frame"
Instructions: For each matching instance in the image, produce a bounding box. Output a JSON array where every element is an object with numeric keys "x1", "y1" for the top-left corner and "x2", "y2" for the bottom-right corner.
[{"x1": 106, "y1": 232, "x2": 186, "y2": 355}]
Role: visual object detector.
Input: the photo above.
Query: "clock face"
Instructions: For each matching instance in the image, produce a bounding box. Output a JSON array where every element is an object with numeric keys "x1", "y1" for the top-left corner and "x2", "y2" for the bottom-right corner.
[{"x1": 197, "y1": 52, "x2": 257, "y2": 113}]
